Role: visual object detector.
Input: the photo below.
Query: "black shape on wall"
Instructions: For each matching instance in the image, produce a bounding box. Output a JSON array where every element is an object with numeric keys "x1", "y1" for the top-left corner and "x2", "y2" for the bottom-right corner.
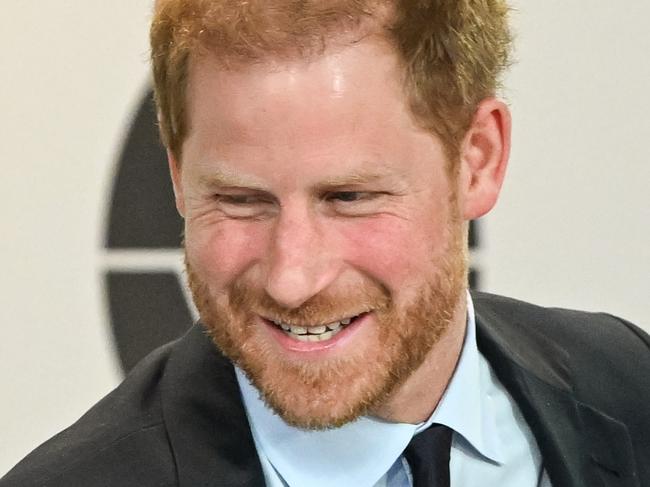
[
  {"x1": 469, "y1": 219, "x2": 479, "y2": 249},
  {"x1": 469, "y1": 268, "x2": 479, "y2": 290},
  {"x1": 105, "y1": 272, "x2": 193, "y2": 373},
  {"x1": 107, "y1": 90, "x2": 183, "y2": 249},
  {"x1": 105, "y1": 89, "x2": 189, "y2": 375},
  {"x1": 468, "y1": 220, "x2": 480, "y2": 289}
]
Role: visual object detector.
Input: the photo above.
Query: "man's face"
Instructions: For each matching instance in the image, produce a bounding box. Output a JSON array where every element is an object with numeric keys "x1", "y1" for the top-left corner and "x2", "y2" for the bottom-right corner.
[{"x1": 174, "y1": 38, "x2": 467, "y2": 428}]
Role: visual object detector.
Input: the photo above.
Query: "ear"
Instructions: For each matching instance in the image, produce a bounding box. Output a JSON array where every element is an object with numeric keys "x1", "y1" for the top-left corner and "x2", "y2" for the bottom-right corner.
[
  {"x1": 458, "y1": 98, "x2": 511, "y2": 220},
  {"x1": 167, "y1": 149, "x2": 186, "y2": 217}
]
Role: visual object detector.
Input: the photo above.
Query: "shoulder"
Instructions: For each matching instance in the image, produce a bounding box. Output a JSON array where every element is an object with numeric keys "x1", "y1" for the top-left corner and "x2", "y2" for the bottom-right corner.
[
  {"x1": 472, "y1": 291, "x2": 649, "y2": 358},
  {"x1": 472, "y1": 291, "x2": 650, "y2": 417},
  {"x1": 0, "y1": 341, "x2": 180, "y2": 487}
]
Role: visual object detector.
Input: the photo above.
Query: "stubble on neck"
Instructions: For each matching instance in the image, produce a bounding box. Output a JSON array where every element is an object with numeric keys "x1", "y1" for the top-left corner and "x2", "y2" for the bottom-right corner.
[{"x1": 369, "y1": 292, "x2": 467, "y2": 424}]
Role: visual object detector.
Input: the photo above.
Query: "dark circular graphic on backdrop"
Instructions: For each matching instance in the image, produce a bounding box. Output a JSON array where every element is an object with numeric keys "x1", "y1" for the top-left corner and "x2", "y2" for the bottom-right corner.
[
  {"x1": 105, "y1": 89, "x2": 481, "y2": 375},
  {"x1": 105, "y1": 90, "x2": 192, "y2": 374}
]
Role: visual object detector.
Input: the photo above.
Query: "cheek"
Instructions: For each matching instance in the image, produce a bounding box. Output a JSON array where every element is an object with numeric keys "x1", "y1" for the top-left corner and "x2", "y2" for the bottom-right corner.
[
  {"x1": 185, "y1": 220, "x2": 270, "y2": 287},
  {"x1": 341, "y1": 216, "x2": 448, "y2": 287}
]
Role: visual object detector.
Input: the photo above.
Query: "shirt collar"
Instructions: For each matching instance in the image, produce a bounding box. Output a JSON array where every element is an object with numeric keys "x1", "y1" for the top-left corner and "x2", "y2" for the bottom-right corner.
[
  {"x1": 236, "y1": 292, "x2": 504, "y2": 487},
  {"x1": 419, "y1": 292, "x2": 505, "y2": 464}
]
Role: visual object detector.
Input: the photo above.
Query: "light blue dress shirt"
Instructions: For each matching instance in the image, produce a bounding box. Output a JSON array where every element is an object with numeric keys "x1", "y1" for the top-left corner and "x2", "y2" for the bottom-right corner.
[{"x1": 236, "y1": 293, "x2": 552, "y2": 486}]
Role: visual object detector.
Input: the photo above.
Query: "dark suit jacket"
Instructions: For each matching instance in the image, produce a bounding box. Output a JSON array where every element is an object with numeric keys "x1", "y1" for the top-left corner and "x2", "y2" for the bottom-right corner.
[{"x1": 2, "y1": 293, "x2": 649, "y2": 487}]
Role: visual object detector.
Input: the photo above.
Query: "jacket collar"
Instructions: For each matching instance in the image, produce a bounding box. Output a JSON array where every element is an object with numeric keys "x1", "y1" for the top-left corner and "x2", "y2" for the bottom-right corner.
[
  {"x1": 473, "y1": 292, "x2": 639, "y2": 487},
  {"x1": 159, "y1": 292, "x2": 639, "y2": 487}
]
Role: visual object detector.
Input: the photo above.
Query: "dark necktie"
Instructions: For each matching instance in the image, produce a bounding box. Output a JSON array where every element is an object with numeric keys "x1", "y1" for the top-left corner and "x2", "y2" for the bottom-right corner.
[{"x1": 403, "y1": 424, "x2": 453, "y2": 487}]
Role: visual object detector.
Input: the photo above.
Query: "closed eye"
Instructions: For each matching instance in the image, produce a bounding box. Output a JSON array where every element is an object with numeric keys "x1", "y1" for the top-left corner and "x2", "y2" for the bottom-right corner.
[
  {"x1": 217, "y1": 194, "x2": 271, "y2": 205},
  {"x1": 325, "y1": 191, "x2": 375, "y2": 203},
  {"x1": 213, "y1": 192, "x2": 276, "y2": 219},
  {"x1": 321, "y1": 190, "x2": 391, "y2": 217}
]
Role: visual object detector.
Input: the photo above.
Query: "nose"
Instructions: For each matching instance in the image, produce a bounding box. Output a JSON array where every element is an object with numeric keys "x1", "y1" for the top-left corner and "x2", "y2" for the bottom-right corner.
[{"x1": 263, "y1": 206, "x2": 342, "y2": 309}]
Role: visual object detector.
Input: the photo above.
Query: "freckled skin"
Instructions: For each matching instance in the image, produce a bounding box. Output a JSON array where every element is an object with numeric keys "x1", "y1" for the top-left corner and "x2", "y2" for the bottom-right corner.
[{"x1": 170, "y1": 38, "x2": 510, "y2": 426}]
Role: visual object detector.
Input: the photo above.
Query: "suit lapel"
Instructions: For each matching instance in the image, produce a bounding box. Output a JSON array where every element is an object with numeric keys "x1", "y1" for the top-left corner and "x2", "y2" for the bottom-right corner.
[
  {"x1": 474, "y1": 295, "x2": 639, "y2": 487},
  {"x1": 161, "y1": 325, "x2": 265, "y2": 487}
]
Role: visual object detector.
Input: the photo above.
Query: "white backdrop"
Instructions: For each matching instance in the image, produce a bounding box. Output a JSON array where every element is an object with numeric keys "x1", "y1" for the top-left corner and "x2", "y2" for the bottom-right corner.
[{"x1": 1, "y1": 0, "x2": 648, "y2": 475}]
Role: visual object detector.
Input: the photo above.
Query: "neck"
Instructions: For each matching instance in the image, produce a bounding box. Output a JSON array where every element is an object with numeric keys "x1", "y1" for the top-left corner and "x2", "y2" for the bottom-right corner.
[{"x1": 371, "y1": 294, "x2": 467, "y2": 424}]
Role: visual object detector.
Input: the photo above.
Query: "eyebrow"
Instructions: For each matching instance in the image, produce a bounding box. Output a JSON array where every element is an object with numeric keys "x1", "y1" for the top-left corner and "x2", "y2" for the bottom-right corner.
[
  {"x1": 198, "y1": 170, "x2": 268, "y2": 191},
  {"x1": 318, "y1": 170, "x2": 387, "y2": 188},
  {"x1": 197, "y1": 166, "x2": 398, "y2": 192}
]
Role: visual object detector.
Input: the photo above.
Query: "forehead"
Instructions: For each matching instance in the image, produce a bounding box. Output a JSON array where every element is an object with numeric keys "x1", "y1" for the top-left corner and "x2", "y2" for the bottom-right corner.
[
  {"x1": 180, "y1": 37, "x2": 448, "y2": 192},
  {"x1": 183, "y1": 38, "x2": 416, "y2": 146}
]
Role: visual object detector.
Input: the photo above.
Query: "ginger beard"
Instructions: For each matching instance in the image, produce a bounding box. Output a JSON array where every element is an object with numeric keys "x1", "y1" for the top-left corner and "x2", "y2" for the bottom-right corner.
[{"x1": 186, "y1": 207, "x2": 468, "y2": 430}]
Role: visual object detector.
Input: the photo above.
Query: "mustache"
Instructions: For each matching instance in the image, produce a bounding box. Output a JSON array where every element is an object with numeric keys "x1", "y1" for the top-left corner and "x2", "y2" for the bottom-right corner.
[{"x1": 228, "y1": 279, "x2": 392, "y2": 325}]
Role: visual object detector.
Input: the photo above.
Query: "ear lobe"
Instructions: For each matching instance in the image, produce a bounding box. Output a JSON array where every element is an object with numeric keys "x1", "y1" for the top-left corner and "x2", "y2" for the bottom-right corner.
[
  {"x1": 167, "y1": 149, "x2": 186, "y2": 217},
  {"x1": 459, "y1": 98, "x2": 511, "y2": 220}
]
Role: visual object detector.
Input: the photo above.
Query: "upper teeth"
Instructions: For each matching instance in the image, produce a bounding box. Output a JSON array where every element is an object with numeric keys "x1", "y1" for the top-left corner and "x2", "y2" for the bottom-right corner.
[
  {"x1": 288, "y1": 325, "x2": 306, "y2": 334},
  {"x1": 272, "y1": 318, "x2": 352, "y2": 335}
]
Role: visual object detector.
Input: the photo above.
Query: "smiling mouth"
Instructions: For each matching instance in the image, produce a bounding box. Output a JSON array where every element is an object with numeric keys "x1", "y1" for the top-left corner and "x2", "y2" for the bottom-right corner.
[{"x1": 267, "y1": 314, "x2": 365, "y2": 342}]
